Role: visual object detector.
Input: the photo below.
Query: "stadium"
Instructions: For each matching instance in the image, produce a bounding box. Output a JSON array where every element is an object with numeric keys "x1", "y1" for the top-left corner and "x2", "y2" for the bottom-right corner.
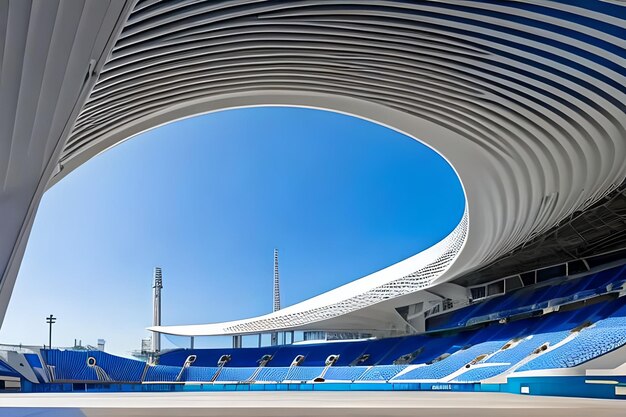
[{"x1": 1, "y1": 0, "x2": 626, "y2": 415}]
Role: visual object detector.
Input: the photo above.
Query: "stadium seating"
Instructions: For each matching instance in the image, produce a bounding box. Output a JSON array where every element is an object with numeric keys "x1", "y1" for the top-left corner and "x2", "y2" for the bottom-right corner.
[
  {"x1": 428, "y1": 265, "x2": 626, "y2": 332},
  {"x1": 323, "y1": 366, "x2": 368, "y2": 381},
  {"x1": 42, "y1": 350, "x2": 98, "y2": 381},
  {"x1": 32, "y1": 264, "x2": 626, "y2": 387},
  {"x1": 254, "y1": 366, "x2": 289, "y2": 382},
  {"x1": 214, "y1": 367, "x2": 256, "y2": 382},
  {"x1": 184, "y1": 366, "x2": 219, "y2": 382},
  {"x1": 160, "y1": 346, "x2": 281, "y2": 367},
  {"x1": 452, "y1": 364, "x2": 511, "y2": 382},
  {"x1": 89, "y1": 351, "x2": 145, "y2": 382},
  {"x1": 358, "y1": 365, "x2": 407, "y2": 381},
  {"x1": 394, "y1": 341, "x2": 504, "y2": 381},
  {"x1": 143, "y1": 364, "x2": 179, "y2": 382},
  {"x1": 518, "y1": 316, "x2": 626, "y2": 371},
  {"x1": 284, "y1": 366, "x2": 325, "y2": 381},
  {"x1": 41, "y1": 349, "x2": 145, "y2": 382}
]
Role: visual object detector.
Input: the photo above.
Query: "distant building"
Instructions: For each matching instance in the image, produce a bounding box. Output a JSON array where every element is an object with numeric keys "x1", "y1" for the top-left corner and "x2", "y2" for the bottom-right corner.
[{"x1": 131, "y1": 338, "x2": 152, "y2": 361}]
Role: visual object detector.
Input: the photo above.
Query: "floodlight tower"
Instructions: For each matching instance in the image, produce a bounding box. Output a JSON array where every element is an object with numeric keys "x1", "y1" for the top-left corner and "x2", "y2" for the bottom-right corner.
[
  {"x1": 271, "y1": 249, "x2": 281, "y2": 346},
  {"x1": 152, "y1": 267, "x2": 163, "y2": 354},
  {"x1": 273, "y1": 249, "x2": 281, "y2": 313}
]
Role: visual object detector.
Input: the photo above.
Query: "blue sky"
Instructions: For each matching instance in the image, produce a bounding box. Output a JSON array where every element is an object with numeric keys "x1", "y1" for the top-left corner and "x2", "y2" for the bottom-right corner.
[{"x1": 0, "y1": 107, "x2": 464, "y2": 355}]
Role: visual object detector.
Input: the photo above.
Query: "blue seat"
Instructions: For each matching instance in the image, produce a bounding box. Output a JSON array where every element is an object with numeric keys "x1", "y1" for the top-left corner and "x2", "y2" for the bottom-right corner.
[
  {"x1": 323, "y1": 366, "x2": 368, "y2": 381},
  {"x1": 144, "y1": 365, "x2": 180, "y2": 382},
  {"x1": 358, "y1": 365, "x2": 407, "y2": 381},
  {"x1": 395, "y1": 340, "x2": 504, "y2": 381},
  {"x1": 184, "y1": 366, "x2": 219, "y2": 382},
  {"x1": 517, "y1": 316, "x2": 626, "y2": 371},
  {"x1": 284, "y1": 366, "x2": 325, "y2": 381},
  {"x1": 42, "y1": 349, "x2": 145, "y2": 382},
  {"x1": 214, "y1": 367, "x2": 256, "y2": 382},
  {"x1": 452, "y1": 365, "x2": 511, "y2": 382},
  {"x1": 255, "y1": 367, "x2": 289, "y2": 382}
]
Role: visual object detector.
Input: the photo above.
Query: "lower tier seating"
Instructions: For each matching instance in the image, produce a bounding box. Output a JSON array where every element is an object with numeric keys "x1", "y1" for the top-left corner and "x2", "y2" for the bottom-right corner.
[
  {"x1": 284, "y1": 366, "x2": 325, "y2": 381},
  {"x1": 144, "y1": 365, "x2": 179, "y2": 382},
  {"x1": 358, "y1": 365, "x2": 407, "y2": 381},
  {"x1": 214, "y1": 367, "x2": 256, "y2": 382},
  {"x1": 518, "y1": 315, "x2": 626, "y2": 371},
  {"x1": 254, "y1": 367, "x2": 289, "y2": 382},
  {"x1": 184, "y1": 366, "x2": 219, "y2": 382},
  {"x1": 42, "y1": 349, "x2": 145, "y2": 382},
  {"x1": 394, "y1": 341, "x2": 504, "y2": 381},
  {"x1": 452, "y1": 364, "x2": 511, "y2": 382},
  {"x1": 323, "y1": 366, "x2": 368, "y2": 381}
]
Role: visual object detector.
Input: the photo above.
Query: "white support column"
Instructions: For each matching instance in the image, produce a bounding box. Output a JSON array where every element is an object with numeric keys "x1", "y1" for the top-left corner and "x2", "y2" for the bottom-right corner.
[{"x1": 232, "y1": 335, "x2": 242, "y2": 349}]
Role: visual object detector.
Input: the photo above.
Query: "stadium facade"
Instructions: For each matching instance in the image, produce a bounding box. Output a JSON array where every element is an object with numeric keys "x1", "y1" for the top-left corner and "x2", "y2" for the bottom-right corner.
[{"x1": 0, "y1": 0, "x2": 625, "y2": 400}]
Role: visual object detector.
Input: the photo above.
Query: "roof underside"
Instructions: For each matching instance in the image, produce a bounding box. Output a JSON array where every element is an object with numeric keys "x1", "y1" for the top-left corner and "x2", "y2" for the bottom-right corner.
[
  {"x1": 456, "y1": 182, "x2": 626, "y2": 286},
  {"x1": 0, "y1": 0, "x2": 624, "y2": 336}
]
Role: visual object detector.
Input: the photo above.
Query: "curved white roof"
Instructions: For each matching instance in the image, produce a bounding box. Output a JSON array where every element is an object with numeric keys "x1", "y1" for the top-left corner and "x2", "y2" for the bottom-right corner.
[
  {"x1": 0, "y1": 1, "x2": 624, "y2": 332},
  {"x1": 154, "y1": 210, "x2": 468, "y2": 336}
]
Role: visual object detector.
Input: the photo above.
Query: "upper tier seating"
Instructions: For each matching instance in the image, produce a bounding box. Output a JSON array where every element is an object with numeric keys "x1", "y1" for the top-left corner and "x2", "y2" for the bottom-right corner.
[
  {"x1": 427, "y1": 264, "x2": 626, "y2": 332},
  {"x1": 160, "y1": 346, "x2": 281, "y2": 367}
]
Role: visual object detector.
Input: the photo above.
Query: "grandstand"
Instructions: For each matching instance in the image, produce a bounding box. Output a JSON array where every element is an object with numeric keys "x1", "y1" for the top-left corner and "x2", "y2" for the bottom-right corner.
[{"x1": 3, "y1": 261, "x2": 626, "y2": 399}]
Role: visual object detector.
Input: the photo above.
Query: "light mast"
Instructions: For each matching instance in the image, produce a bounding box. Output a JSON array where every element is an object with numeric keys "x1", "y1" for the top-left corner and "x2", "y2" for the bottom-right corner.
[
  {"x1": 152, "y1": 267, "x2": 163, "y2": 354},
  {"x1": 271, "y1": 249, "x2": 281, "y2": 345}
]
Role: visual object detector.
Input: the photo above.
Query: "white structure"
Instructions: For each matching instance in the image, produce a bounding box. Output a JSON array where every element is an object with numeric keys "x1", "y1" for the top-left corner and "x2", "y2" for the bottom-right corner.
[
  {"x1": 0, "y1": 1, "x2": 625, "y2": 338},
  {"x1": 152, "y1": 267, "x2": 163, "y2": 353},
  {"x1": 155, "y1": 212, "x2": 468, "y2": 336},
  {"x1": 271, "y1": 249, "x2": 281, "y2": 346},
  {"x1": 273, "y1": 249, "x2": 281, "y2": 314}
]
